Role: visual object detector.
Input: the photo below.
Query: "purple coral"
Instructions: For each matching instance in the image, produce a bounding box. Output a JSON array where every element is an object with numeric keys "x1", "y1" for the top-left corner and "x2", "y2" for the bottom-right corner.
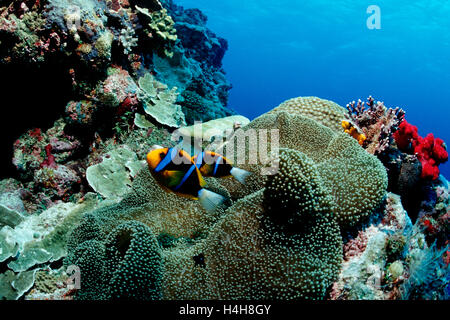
[{"x1": 346, "y1": 96, "x2": 405, "y2": 155}]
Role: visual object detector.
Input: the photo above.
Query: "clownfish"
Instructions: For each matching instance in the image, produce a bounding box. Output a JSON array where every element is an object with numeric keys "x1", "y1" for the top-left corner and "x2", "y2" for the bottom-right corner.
[
  {"x1": 146, "y1": 146, "x2": 226, "y2": 212},
  {"x1": 342, "y1": 120, "x2": 366, "y2": 146},
  {"x1": 192, "y1": 151, "x2": 251, "y2": 184}
]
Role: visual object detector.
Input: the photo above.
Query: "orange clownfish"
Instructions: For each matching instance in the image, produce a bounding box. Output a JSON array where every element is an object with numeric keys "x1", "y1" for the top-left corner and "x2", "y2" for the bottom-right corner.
[
  {"x1": 342, "y1": 120, "x2": 367, "y2": 146},
  {"x1": 146, "y1": 146, "x2": 226, "y2": 212},
  {"x1": 192, "y1": 151, "x2": 251, "y2": 184}
]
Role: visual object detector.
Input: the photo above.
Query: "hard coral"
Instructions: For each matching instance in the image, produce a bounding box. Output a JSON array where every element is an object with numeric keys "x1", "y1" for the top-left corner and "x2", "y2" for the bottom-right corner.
[
  {"x1": 346, "y1": 96, "x2": 405, "y2": 155},
  {"x1": 63, "y1": 96, "x2": 390, "y2": 300},
  {"x1": 394, "y1": 120, "x2": 448, "y2": 180}
]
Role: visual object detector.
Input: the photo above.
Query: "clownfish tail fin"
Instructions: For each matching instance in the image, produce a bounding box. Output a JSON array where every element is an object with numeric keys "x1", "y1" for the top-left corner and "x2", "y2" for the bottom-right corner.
[
  {"x1": 230, "y1": 167, "x2": 252, "y2": 184},
  {"x1": 198, "y1": 189, "x2": 226, "y2": 213}
]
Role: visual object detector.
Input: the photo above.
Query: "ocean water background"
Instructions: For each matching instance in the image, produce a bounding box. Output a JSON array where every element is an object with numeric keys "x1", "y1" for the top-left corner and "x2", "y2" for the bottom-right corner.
[{"x1": 175, "y1": 0, "x2": 450, "y2": 178}]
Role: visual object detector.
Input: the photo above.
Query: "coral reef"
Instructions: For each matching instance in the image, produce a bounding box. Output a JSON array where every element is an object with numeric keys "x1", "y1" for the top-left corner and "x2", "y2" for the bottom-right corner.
[
  {"x1": 0, "y1": 0, "x2": 448, "y2": 302},
  {"x1": 343, "y1": 96, "x2": 448, "y2": 226},
  {"x1": 65, "y1": 221, "x2": 163, "y2": 300},
  {"x1": 216, "y1": 109, "x2": 388, "y2": 229}
]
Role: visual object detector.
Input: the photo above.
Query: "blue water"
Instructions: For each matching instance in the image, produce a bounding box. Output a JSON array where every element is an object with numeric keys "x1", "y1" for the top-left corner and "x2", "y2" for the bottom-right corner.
[{"x1": 176, "y1": 0, "x2": 450, "y2": 178}]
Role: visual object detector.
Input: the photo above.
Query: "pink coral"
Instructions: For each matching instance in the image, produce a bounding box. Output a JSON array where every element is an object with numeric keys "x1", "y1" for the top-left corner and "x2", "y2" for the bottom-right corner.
[{"x1": 346, "y1": 96, "x2": 405, "y2": 155}]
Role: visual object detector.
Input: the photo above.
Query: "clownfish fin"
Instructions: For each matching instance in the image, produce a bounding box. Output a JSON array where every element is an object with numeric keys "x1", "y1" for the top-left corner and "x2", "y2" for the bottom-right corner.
[
  {"x1": 197, "y1": 168, "x2": 207, "y2": 188},
  {"x1": 198, "y1": 189, "x2": 226, "y2": 213},
  {"x1": 230, "y1": 167, "x2": 252, "y2": 184}
]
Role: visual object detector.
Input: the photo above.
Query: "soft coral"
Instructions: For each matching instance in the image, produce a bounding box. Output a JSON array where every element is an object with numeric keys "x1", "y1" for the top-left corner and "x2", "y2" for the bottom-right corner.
[{"x1": 394, "y1": 120, "x2": 448, "y2": 180}]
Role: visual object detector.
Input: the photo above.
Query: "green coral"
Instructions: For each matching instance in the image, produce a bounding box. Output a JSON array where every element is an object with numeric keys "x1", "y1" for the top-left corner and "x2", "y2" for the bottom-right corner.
[
  {"x1": 217, "y1": 111, "x2": 388, "y2": 229},
  {"x1": 65, "y1": 221, "x2": 163, "y2": 300},
  {"x1": 65, "y1": 240, "x2": 108, "y2": 300},
  {"x1": 7, "y1": 196, "x2": 99, "y2": 273},
  {"x1": 266, "y1": 96, "x2": 348, "y2": 132},
  {"x1": 263, "y1": 148, "x2": 333, "y2": 231},
  {"x1": 136, "y1": 73, "x2": 186, "y2": 128},
  {"x1": 135, "y1": 6, "x2": 177, "y2": 58},
  {"x1": 162, "y1": 190, "x2": 342, "y2": 299},
  {"x1": 67, "y1": 212, "x2": 104, "y2": 253},
  {"x1": 104, "y1": 221, "x2": 162, "y2": 300},
  {"x1": 85, "y1": 145, "x2": 144, "y2": 201},
  {"x1": 0, "y1": 204, "x2": 24, "y2": 228},
  {"x1": 62, "y1": 97, "x2": 391, "y2": 300},
  {"x1": 34, "y1": 270, "x2": 60, "y2": 294},
  {"x1": 0, "y1": 269, "x2": 38, "y2": 300},
  {"x1": 317, "y1": 133, "x2": 388, "y2": 228}
]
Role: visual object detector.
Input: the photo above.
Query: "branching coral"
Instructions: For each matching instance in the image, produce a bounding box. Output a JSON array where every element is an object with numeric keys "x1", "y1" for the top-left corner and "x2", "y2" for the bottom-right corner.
[
  {"x1": 135, "y1": 6, "x2": 177, "y2": 58},
  {"x1": 118, "y1": 25, "x2": 138, "y2": 55},
  {"x1": 345, "y1": 96, "x2": 405, "y2": 155}
]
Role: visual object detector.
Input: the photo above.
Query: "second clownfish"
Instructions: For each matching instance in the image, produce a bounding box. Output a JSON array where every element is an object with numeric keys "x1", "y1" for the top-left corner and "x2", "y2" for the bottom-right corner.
[
  {"x1": 146, "y1": 146, "x2": 226, "y2": 213},
  {"x1": 192, "y1": 151, "x2": 251, "y2": 184}
]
